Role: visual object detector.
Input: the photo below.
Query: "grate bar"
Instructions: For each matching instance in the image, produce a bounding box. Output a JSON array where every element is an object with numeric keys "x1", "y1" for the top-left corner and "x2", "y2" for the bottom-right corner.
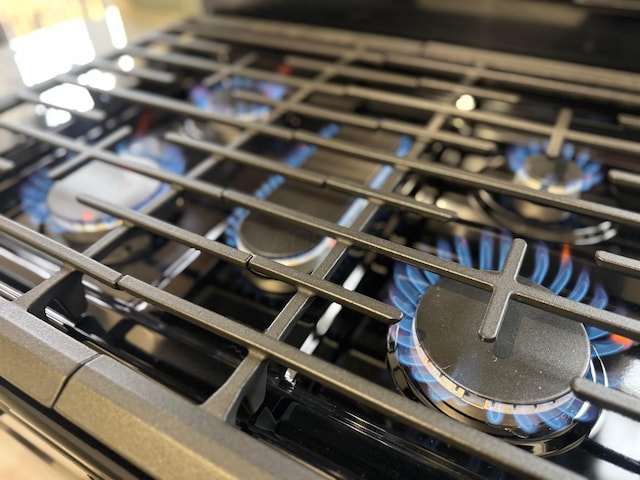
[
  {"x1": 618, "y1": 113, "x2": 640, "y2": 129},
  {"x1": 478, "y1": 238, "x2": 527, "y2": 342},
  {"x1": 0, "y1": 157, "x2": 15, "y2": 172},
  {"x1": 5, "y1": 116, "x2": 640, "y2": 236},
  {"x1": 285, "y1": 55, "x2": 521, "y2": 103},
  {"x1": 0, "y1": 220, "x2": 121, "y2": 287},
  {"x1": 423, "y1": 41, "x2": 640, "y2": 92},
  {"x1": 115, "y1": 273, "x2": 584, "y2": 480},
  {"x1": 545, "y1": 108, "x2": 572, "y2": 158},
  {"x1": 1, "y1": 121, "x2": 638, "y2": 339},
  {"x1": 608, "y1": 169, "x2": 640, "y2": 189},
  {"x1": 231, "y1": 90, "x2": 496, "y2": 152},
  {"x1": 347, "y1": 85, "x2": 640, "y2": 155},
  {"x1": 183, "y1": 21, "x2": 382, "y2": 63},
  {"x1": 595, "y1": 250, "x2": 640, "y2": 280},
  {"x1": 151, "y1": 32, "x2": 232, "y2": 56},
  {"x1": 572, "y1": 378, "x2": 640, "y2": 422},
  {"x1": 126, "y1": 45, "x2": 346, "y2": 96},
  {"x1": 47, "y1": 126, "x2": 133, "y2": 180},
  {"x1": 59, "y1": 79, "x2": 294, "y2": 140},
  {"x1": 91, "y1": 59, "x2": 176, "y2": 84},
  {"x1": 124, "y1": 46, "x2": 229, "y2": 76},
  {"x1": 387, "y1": 54, "x2": 640, "y2": 106},
  {"x1": 292, "y1": 130, "x2": 640, "y2": 228},
  {"x1": 163, "y1": 132, "x2": 456, "y2": 220},
  {"x1": 233, "y1": 90, "x2": 380, "y2": 129},
  {"x1": 204, "y1": 170, "x2": 408, "y2": 420},
  {"x1": 75, "y1": 195, "x2": 401, "y2": 324},
  {"x1": 222, "y1": 189, "x2": 640, "y2": 341},
  {"x1": 121, "y1": 46, "x2": 493, "y2": 152}
]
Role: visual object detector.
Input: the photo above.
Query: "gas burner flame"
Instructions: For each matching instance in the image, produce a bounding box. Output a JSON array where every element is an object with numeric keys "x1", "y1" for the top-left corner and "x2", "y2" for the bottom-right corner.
[
  {"x1": 20, "y1": 135, "x2": 185, "y2": 235},
  {"x1": 388, "y1": 231, "x2": 633, "y2": 438},
  {"x1": 507, "y1": 140, "x2": 603, "y2": 192},
  {"x1": 189, "y1": 76, "x2": 289, "y2": 121}
]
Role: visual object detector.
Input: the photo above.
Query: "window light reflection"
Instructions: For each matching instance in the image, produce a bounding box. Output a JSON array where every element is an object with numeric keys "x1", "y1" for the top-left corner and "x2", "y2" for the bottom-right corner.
[
  {"x1": 455, "y1": 94, "x2": 477, "y2": 111},
  {"x1": 8, "y1": 5, "x2": 129, "y2": 87},
  {"x1": 105, "y1": 5, "x2": 128, "y2": 49},
  {"x1": 78, "y1": 69, "x2": 117, "y2": 91},
  {"x1": 10, "y1": 19, "x2": 95, "y2": 87},
  {"x1": 117, "y1": 55, "x2": 136, "y2": 72}
]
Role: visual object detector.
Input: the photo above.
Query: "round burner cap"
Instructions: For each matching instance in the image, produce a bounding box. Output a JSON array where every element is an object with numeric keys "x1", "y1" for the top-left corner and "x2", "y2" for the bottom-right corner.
[
  {"x1": 516, "y1": 154, "x2": 584, "y2": 196},
  {"x1": 415, "y1": 276, "x2": 590, "y2": 405},
  {"x1": 47, "y1": 159, "x2": 161, "y2": 233}
]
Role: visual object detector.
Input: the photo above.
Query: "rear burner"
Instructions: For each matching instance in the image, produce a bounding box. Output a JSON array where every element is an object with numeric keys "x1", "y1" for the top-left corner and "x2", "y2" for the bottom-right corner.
[
  {"x1": 512, "y1": 154, "x2": 583, "y2": 222},
  {"x1": 476, "y1": 141, "x2": 613, "y2": 245},
  {"x1": 185, "y1": 77, "x2": 289, "y2": 143}
]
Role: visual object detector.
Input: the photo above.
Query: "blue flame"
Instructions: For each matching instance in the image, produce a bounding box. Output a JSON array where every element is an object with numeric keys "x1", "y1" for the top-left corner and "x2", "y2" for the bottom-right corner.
[
  {"x1": 530, "y1": 242, "x2": 549, "y2": 284},
  {"x1": 190, "y1": 76, "x2": 288, "y2": 119},
  {"x1": 486, "y1": 408, "x2": 504, "y2": 425},
  {"x1": 515, "y1": 411, "x2": 539, "y2": 434},
  {"x1": 387, "y1": 231, "x2": 628, "y2": 437},
  {"x1": 549, "y1": 255, "x2": 573, "y2": 294},
  {"x1": 20, "y1": 136, "x2": 186, "y2": 231},
  {"x1": 507, "y1": 140, "x2": 602, "y2": 192},
  {"x1": 479, "y1": 230, "x2": 494, "y2": 271}
]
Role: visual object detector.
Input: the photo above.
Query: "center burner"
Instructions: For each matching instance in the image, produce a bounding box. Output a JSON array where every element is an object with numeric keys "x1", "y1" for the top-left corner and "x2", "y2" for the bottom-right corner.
[{"x1": 386, "y1": 234, "x2": 613, "y2": 456}]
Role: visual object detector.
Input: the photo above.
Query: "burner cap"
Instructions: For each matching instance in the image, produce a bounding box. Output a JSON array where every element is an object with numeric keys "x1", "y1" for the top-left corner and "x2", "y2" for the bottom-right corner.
[
  {"x1": 237, "y1": 212, "x2": 333, "y2": 293},
  {"x1": 238, "y1": 213, "x2": 326, "y2": 261},
  {"x1": 513, "y1": 155, "x2": 583, "y2": 222},
  {"x1": 47, "y1": 159, "x2": 161, "y2": 234},
  {"x1": 516, "y1": 154, "x2": 584, "y2": 195},
  {"x1": 415, "y1": 276, "x2": 590, "y2": 405}
]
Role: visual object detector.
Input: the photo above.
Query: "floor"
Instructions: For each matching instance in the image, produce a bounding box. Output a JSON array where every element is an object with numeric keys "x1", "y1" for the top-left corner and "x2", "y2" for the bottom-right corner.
[{"x1": 0, "y1": 1, "x2": 198, "y2": 477}]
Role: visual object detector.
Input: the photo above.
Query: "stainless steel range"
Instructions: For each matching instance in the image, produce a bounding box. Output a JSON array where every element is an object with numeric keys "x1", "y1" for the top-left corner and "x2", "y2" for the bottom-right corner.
[{"x1": 0, "y1": 3, "x2": 639, "y2": 479}]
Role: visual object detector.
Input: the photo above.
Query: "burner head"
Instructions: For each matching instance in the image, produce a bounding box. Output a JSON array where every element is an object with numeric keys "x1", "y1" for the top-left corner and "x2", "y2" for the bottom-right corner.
[
  {"x1": 513, "y1": 154, "x2": 583, "y2": 222},
  {"x1": 185, "y1": 77, "x2": 288, "y2": 143},
  {"x1": 385, "y1": 234, "x2": 612, "y2": 455},
  {"x1": 47, "y1": 159, "x2": 161, "y2": 239},
  {"x1": 388, "y1": 276, "x2": 602, "y2": 454},
  {"x1": 418, "y1": 277, "x2": 589, "y2": 404},
  {"x1": 504, "y1": 142, "x2": 603, "y2": 226},
  {"x1": 21, "y1": 136, "x2": 186, "y2": 246}
]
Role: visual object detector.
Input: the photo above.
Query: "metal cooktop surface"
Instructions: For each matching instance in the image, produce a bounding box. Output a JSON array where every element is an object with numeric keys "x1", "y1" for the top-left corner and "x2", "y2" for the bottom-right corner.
[{"x1": 0, "y1": 13, "x2": 639, "y2": 480}]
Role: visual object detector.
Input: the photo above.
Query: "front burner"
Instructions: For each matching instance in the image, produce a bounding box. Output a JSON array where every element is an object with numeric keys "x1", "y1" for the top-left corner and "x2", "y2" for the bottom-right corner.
[{"x1": 386, "y1": 234, "x2": 619, "y2": 455}]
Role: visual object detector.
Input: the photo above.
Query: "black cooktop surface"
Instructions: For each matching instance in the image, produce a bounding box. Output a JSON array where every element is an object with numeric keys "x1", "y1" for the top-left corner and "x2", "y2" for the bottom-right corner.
[{"x1": 0, "y1": 13, "x2": 638, "y2": 480}]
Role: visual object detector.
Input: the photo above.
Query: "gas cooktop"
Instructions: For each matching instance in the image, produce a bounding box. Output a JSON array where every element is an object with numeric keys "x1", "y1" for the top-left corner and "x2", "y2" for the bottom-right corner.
[{"x1": 0, "y1": 13, "x2": 639, "y2": 480}]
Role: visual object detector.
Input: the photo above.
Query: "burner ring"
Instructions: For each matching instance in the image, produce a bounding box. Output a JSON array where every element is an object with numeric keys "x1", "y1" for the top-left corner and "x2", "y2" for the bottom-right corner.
[
  {"x1": 385, "y1": 234, "x2": 616, "y2": 454},
  {"x1": 473, "y1": 189, "x2": 618, "y2": 246}
]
